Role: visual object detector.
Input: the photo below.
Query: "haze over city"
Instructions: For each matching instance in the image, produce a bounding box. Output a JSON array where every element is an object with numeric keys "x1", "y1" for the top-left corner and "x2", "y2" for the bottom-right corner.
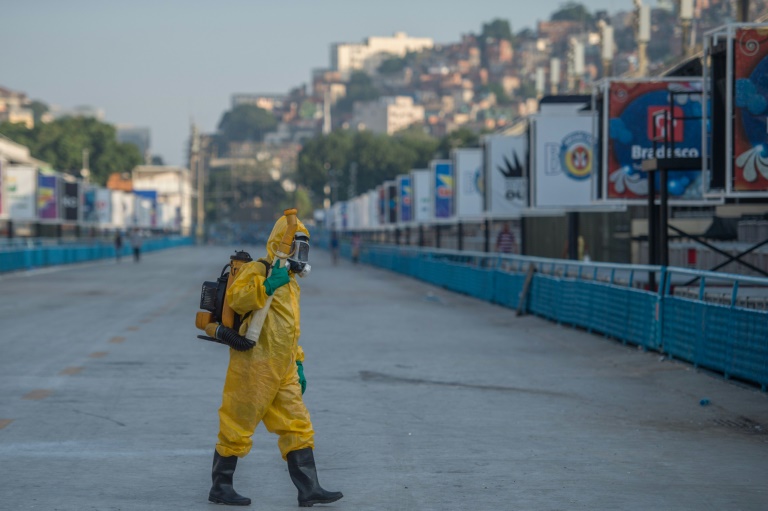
[{"x1": 3, "y1": 0, "x2": 625, "y2": 165}]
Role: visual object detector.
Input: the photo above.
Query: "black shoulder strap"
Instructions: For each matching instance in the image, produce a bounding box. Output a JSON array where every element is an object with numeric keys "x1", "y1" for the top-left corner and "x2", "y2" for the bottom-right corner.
[{"x1": 238, "y1": 258, "x2": 272, "y2": 326}]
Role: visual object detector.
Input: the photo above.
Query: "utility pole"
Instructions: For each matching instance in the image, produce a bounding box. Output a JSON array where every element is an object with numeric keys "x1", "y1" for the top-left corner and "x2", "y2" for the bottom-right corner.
[
  {"x1": 347, "y1": 162, "x2": 357, "y2": 199},
  {"x1": 739, "y1": 0, "x2": 751, "y2": 22},
  {"x1": 635, "y1": 0, "x2": 650, "y2": 76},
  {"x1": 600, "y1": 21, "x2": 614, "y2": 78},
  {"x1": 192, "y1": 123, "x2": 205, "y2": 244},
  {"x1": 549, "y1": 58, "x2": 560, "y2": 95},
  {"x1": 680, "y1": 0, "x2": 694, "y2": 58},
  {"x1": 81, "y1": 148, "x2": 90, "y2": 183}
]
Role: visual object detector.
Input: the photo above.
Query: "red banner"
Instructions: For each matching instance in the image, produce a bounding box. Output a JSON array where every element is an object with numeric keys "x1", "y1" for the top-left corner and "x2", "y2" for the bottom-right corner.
[{"x1": 733, "y1": 27, "x2": 768, "y2": 192}]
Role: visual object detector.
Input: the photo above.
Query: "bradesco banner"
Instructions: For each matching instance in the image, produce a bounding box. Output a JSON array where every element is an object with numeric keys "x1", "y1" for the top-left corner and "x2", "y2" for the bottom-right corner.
[
  {"x1": 484, "y1": 134, "x2": 527, "y2": 216},
  {"x1": 432, "y1": 160, "x2": 453, "y2": 219},
  {"x1": 397, "y1": 174, "x2": 413, "y2": 223},
  {"x1": 533, "y1": 114, "x2": 595, "y2": 207},
  {"x1": 733, "y1": 27, "x2": 768, "y2": 193},
  {"x1": 605, "y1": 80, "x2": 703, "y2": 201},
  {"x1": 411, "y1": 169, "x2": 432, "y2": 222},
  {"x1": 61, "y1": 181, "x2": 80, "y2": 221},
  {"x1": 37, "y1": 173, "x2": 58, "y2": 220},
  {"x1": 3, "y1": 166, "x2": 36, "y2": 220},
  {"x1": 453, "y1": 148, "x2": 483, "y2": 218}
]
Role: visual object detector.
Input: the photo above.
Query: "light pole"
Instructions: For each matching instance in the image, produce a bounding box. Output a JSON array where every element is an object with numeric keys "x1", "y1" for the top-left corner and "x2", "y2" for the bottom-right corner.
[
  {"x1": 635, "y1": 0, "x2": 650, "y2": 77},
  {"x1": 680, "y1": 0, "x2": 694, "y2": 58},
  {"x1": 192, "y1": 123, "x2": 205, "y2": 244},
  {"x1": 600, "y1": 21, "x2": 614, "y2": 78}
]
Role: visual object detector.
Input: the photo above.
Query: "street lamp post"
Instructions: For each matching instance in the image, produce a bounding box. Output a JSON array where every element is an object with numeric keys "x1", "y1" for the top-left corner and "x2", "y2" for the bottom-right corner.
[{"x1": 680, "y1": 0, "x2": 694, "y2": 58}]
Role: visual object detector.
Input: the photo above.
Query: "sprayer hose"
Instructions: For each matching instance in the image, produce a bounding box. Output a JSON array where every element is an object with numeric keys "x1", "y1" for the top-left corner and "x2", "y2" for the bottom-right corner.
[{"x1": 216, "y1": 325, "x2": 256, "y2": 351}]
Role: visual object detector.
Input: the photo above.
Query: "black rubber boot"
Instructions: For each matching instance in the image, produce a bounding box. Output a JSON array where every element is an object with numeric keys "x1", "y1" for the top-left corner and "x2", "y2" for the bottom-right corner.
[
  {"x1": 208, "y1": 451, "x2": 251, "y2": 506},
  {"x1": 286, "y1": 448, "x2": 343, "y2": 507}
]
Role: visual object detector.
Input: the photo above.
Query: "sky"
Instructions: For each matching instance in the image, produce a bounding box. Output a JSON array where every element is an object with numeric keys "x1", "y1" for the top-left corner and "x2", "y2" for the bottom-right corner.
[{"x1": 2, "y1": 0, "x2": 631, "y2": 166}]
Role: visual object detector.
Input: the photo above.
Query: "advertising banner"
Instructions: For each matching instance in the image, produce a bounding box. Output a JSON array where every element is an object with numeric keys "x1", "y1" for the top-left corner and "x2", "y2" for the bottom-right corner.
[
  {"x1": 454, "y1": 148, "x2": 484, "y2": 218},
  {"x1": 432, "y1": 160, "x2": 453, "y2": 219},
  {"x1": 95, "y1": 189, "x2": 112, "y2": 224},
  {"x1": 412, "y1": 169, "x2": 432, "y2": 223},
  {"x1": 134, "y1": 190, "x2": 158, "y2": 227},
  {"x1": 359, "y1": 193, "x2": 370, "y2": 229},
  {"x1": 733, "y1": 27, "x2": 768, "y2": 193},
  {"x1": 135, "y1": 193, "x2": 153, "y2": 227},
  {"x1": 3, "y1": 166, "x2": 36, "y2": 220},
  {"x1": 484, "y1": 134, "x2": 527, "y2": 216},
  {"x1": 386, "y1": 181, "x2": 398, "y2": 224},
  {"x1": 368, "y1": 190, "x2": 379, "y2": 228},
  {"x1": 83, "y1": 188, "x2": 96, "y2": 222},
  {"x1": 533, "y1": 114, "x2": 595, "y2": 207},
  {"x1": 397, "y1": 175, "x2": 412, "y2": 223},
  {"x1": 61, "y1": 181, "x2": 80, "y2": 221},
  {"x1": 605, "y1": 80, "x2": 703, "y2": 201},
  {"x1": 111, "y1": 190, "x2": 126, "y2": 227},
  {"x1": 378, "y1": 186, "x2": 386, "y2": 225},
  {"x1": 37, "y1": 173, "x2": 58, "y2": 220},
  {"x1": 0, "y1": 161, "x2": 3, "y2": 217}
]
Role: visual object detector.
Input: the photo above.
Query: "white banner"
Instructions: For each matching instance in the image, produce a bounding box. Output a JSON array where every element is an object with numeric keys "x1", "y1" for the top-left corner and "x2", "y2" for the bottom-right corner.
[
  {"x1": 367, "y1": 190, "x2": 378, "y2": 228},
  {"x1": 453, "y1": 148, "x2": 484, "y2": 219},
  {"x1": 134, "y1": 194, "x2": 152, "y2": 227},
  {"x1": 532, "y1": 114, "x2": 595, "y2": 207},
  {"x1": 3, "y1": 166, "x2": 37, "y2": 220},
  {"x1": 357, "y1": 193, "x2": 370, "y2": 229},
  {"x1": 484, "y1": 135, "x2": 527, "y2": 216},
  {"x1": 411, "y1": 169, "x2": 432, "y2": 223}
]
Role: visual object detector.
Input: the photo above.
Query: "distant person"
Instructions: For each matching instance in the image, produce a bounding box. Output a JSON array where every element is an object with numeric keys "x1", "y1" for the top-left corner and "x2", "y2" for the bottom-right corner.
[
  {"x1": 495, "y1": 222, "x2": 517, "y2": 254},
  {"x1": 351, "y1": 234, "x2": 361, "y2": 264},
  {"x1": 130, "y1": 229, "x2": 143, "y2": 263},
  {"x1": 330, "y1": 231, "x2": 339, "y2": 266},
  {"x1": 114, "y1": 231, "x2": 123, "y2": 261}
]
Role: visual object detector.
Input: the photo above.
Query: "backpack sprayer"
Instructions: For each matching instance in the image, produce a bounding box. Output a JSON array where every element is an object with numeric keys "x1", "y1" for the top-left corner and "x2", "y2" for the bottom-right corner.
[{"x1": 194, "y1": 208, "x2": 300, "y2": 351}]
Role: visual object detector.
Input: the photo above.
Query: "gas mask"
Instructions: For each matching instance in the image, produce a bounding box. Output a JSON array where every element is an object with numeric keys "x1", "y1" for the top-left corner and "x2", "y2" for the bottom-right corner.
[{"x1": 287, "y1": 232, "x2": 311, "y2": 278}]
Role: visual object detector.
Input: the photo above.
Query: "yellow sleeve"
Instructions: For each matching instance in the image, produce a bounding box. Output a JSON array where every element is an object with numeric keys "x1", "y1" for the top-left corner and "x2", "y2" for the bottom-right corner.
[
  {"x1": 225, "y1": 261, "x2": 269, "y2": 316},
  {"x1": 295, "y1": 345, "x2": 305, "y2": 363}
]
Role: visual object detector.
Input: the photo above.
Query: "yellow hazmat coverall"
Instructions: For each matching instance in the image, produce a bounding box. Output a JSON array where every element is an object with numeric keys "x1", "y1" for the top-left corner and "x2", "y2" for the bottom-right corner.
[{"x1": 216, "y1": 215, "x2": 314, "y2": 460}]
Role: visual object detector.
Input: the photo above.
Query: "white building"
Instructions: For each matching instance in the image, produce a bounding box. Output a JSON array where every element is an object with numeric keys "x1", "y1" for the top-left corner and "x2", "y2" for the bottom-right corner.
[
  {"x1": 331, "y1": 32, "x2": 433, "y2": 79},
  {"x1": 352, "y1": 96, "x2": 425, "y2": 135},
  {"x1": 131, "y1": 165, "x2": 193, "y2": 234}
]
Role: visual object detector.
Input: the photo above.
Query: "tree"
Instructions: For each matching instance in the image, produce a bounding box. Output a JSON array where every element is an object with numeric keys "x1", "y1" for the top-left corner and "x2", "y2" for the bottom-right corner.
[
  {"x1": 378, "y1": 56, "x2": 407, "y2": 75},
  {"x1": 551, "y1": 2, "x2": 594, "y2": 25},
  {"x1": 333, "y1": 72, "x2": 380, "y2": 115},
  {"x1": 29, "y1": 100, "x2": 49, "y2": 126},
  {"x1": 436, "y1": 127, "x2": 480, "y2": 158},
  {"x1": 217, "y1": 104, "x2": 278, "y2": 144},
  {"x1": 481, "y1": 19, "x2": 513, "y2": 43},
  {"x1": 296, "y1": 128, "x2": 439, "y2": 202},
  {"x1": 0, "y1": 116, "x2": 143, "y2": 185},
  {"x1": 488, "y1": 83, "x2": 512, "y2": 105}
]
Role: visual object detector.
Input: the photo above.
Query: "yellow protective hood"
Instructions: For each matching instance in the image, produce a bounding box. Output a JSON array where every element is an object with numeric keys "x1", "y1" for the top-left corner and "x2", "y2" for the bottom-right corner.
[{"x1": 265, "y1": 214, "x2": 310, "y2": 262}]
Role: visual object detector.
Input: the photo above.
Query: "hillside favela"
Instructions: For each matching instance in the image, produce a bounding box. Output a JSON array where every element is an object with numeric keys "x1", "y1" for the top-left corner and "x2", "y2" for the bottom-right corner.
[{"x1": 1, "y1": 1, "x2": 768, "y2": 510}]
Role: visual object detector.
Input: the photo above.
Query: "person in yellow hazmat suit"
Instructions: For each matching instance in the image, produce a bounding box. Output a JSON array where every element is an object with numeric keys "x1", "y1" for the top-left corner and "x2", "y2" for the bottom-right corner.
[{"x1": 208, "y1": 213, "x2": 343, "y2": 507}]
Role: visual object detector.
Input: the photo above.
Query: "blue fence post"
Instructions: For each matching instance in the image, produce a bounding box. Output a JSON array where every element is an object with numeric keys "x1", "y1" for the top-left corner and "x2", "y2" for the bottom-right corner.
[{"x1": 657, "y1": 267, "x2": 668, "y2": 353}]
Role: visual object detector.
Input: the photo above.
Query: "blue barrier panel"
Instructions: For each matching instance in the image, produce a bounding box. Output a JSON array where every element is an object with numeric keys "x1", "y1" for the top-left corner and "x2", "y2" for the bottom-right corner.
[
  {"x1": 492, "y1": 270, "x2": 525, "y2": 309},
  {"x1": 663, "y1": 297, "x2": 768, "y2": 388},
  {"x1": 332, "y1": 240, "x2": 766, "y2": 390},
  {"x1": 0, "y1": 237, "x2": 193, "y2": 274}
]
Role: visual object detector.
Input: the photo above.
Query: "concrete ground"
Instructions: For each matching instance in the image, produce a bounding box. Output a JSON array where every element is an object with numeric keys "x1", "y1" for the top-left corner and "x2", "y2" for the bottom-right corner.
[{"x1": 0, "y1": 245, "x2": 766, "y2": 511}]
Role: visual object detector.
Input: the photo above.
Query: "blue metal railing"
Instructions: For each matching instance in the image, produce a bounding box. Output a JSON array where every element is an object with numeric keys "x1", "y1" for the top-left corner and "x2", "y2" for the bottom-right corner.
[
  {"x1": 351, "y1": 243, "x2": 768, "y2": 390},
  {"x1": 0, "y1": 236, "x2": 194, "y2": 273}
]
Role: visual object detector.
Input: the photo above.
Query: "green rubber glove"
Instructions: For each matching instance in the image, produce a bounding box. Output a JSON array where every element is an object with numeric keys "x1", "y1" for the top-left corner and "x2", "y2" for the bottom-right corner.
[
  {"x1": 296, "y1": 360, "x2": 306, "y2": 394},
  {"x1": 264, "y1": 263, "x2": 290, "y2": 296}
]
